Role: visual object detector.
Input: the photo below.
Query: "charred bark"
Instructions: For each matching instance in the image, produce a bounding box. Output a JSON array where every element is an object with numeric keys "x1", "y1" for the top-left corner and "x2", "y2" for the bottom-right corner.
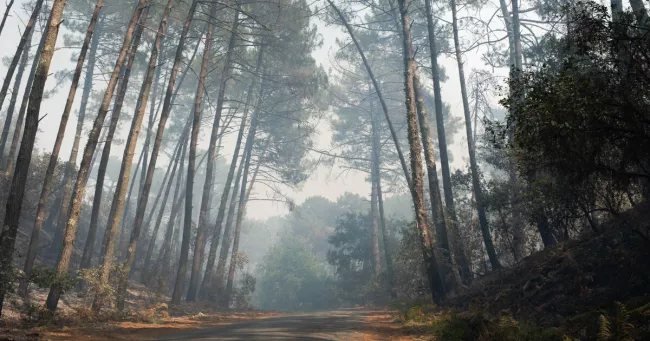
[{"x1": 1, "y1": 0, "x2": 66, "y2": 315}]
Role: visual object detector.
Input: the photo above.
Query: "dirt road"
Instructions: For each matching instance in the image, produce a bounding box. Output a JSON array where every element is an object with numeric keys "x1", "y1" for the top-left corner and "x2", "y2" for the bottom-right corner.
[{"x1": 152, "y1": 309, "x2": 407, "y2": 341}]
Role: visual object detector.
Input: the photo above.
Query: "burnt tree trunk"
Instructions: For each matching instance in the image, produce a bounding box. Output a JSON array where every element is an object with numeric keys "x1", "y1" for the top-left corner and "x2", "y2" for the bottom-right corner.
[
  {"x1": 0, "y1": 0, "x2": 66, "y2": 316},
  {"x1": 396, "y1": 0, "x2": 445, "y2": 304},
  {"x1": 4, "y1": 26, "x2": 48, "y2": 177},
  {"x1": 20, "y1": 0, "x2": 103, "y2": 297},
  {"x1": 413, "y1": 75, "x2": 457, "y2": 289},
  {"x1": 0, "y1": 28, "x2": 32, "y2": 158}
]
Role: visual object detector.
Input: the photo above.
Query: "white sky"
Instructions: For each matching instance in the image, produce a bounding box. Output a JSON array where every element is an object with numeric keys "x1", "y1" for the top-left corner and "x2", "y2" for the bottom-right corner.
[{"x1": 0, "y1": 0, "x2": 510, "y2": 220}]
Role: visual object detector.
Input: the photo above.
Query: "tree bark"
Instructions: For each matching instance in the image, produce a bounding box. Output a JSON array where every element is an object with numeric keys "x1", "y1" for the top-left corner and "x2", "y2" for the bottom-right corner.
[
  {"x1": 0, "y1": 0, "x2": 66, "y2": 316},
  {"x1": 136, "y1": 38, "x2": 202, "y2": 270},
  {"x1": 79, "y1": 4, "x2": 147, "y2": 288},
  {"x1": 20, "y1": 0, "x2": 103, "y2": 297},
  {"x1": 186, "y1": 4, "x2": 239, "y2": 302},
  {"x1": 95, "y1": 0, "x2": 174, "y2": 311},
  {"x1": 396, "y1": 0, "x2": 445, "y2": 304},
  {"x1": 221, "y1": 118, "x2": 257, "y2": 308},
  {"x1": 498, "y1": 0, "x2": 525, "y2": 262},
  {"x1": 172, "y1": 0, "x2": 217, "y2": 304},
  {"x1": 141, "y1": 118, "x2": 191, "y2": 283},
  {"x1": 370, "y1": 96, "x2": 395, "y2": 296},
  {"x1": 0, "y1": 28, "x2": 32, "y2": 158},
  {"x1": 116, "y1": 145, "x2": 146, "y2": 258},
  {"x1": 368, "y1": 89, "x2": 381, "y2": 277},
  {"x1": 450, "y1": 0, "x2": 501, "y2": 269},
  {"x1": 4, "y1": 23, "x2": 48, "y2": 177},
  {"x1": 422, "y1": 0, "x2": 470, "y2": 281},
  {"x1": 209, "y1": 72, "x2": 268, "y2": 299},
  {"x1": 0, "y1": 0, "x2": 14, "y2": 37},
  {"x1": 45, "y1": 0, "x2": 152, "y2": 312},
  {"x1": 200, "y1": 46, "x2": 265, "y2": 297},
  {"x1": 156, "y1": 141, "x2": 187, "y2": 292},
  {"x1": 122, "y1": 0, "x2": 199, "y2": 307},
  {"x1": 0, "y1": 0, "x2": 44, "y2": 115},
  {"x1": 327, "y1": 0, "x2": 412, "y2": 190},
  {"x1": 47, "y1": 15, "x2": 106, "y2": 258},
  {"x1": 412, "y1": 76, "x2": 460, "y2": 290}
]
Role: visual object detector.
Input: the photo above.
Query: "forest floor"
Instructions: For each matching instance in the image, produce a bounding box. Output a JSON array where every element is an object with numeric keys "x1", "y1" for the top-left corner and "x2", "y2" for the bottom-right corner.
[
  {"x1": 392, "y1": 203, "x2": 650, "y2": 340},
  {"x1": 1, "y1": 308, "x2": 421, "y2": 340}
]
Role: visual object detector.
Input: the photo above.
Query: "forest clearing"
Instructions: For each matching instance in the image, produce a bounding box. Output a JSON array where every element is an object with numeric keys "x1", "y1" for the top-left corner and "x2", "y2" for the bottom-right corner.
[{"x1": 0, "y1": 0, "x2": 648, "y2": 339}]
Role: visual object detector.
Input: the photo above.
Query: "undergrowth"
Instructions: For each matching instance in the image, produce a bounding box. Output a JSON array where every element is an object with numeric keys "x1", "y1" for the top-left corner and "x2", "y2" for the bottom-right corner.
[{"x1": 396, "y1": 298, "x2": 650, "y2": 341}]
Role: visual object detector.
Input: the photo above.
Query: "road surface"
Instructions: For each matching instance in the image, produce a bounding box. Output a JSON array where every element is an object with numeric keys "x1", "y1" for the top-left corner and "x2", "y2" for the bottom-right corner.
[{"x1": 153, "y1": 309, "x2": 394, "y2": 340}]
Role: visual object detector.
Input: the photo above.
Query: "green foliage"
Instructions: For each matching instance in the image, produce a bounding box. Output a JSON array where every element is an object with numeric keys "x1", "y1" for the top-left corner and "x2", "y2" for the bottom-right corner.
[
  {"x1": 28, "y1": 267, "x2": 76, "y2": 292},
  {"x1": 597, "y1": 302, "x2": 634, "y2": 341},
  {"x1": 78, "y1": 264, "x2": 122, "y2": 309},
  {"x1": 254, "y1": 239, "x2": 335, "y2": 311},
  {"x1": 499, "y1": 1, "x2": 650, "y2": 212}
]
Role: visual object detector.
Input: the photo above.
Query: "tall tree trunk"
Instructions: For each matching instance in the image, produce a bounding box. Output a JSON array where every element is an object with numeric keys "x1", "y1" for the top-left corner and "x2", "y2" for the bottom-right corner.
[
  {"x1": 4, "y1": 25, "x2": 48, "y2": 177},
  {"x1": 81, "y1": 5, "x2": 149, "y2": 285},
  {"x1": 136, "y1": 39, "x2": 202, "y2": 270},
  {"x1": 423, "y1": 0, "x2": 470, "y2": 281},
  {"x1": 139, "y1": 36, "x2": 166, "y2": 222},
  {"x1": 327, "y1": 0, "x2": 411, "y2": 189},
  {"x1": 141, "y1": 118, "x2": 191, "y2": 282},
  {"x1": 200, "y1": 46, "x2": 265, "y2": 296},
  {"x1": 210, "y1": 75, "x2": 267, "y2": 298},
  {"x1": 156, "y1": 140, "x2": 187, "y2": 291},
  {"x1": 0, "y1": 28, "x2": 32, "y2": 158},
  {"x1": 123, "y1": 0, "x2": 199, "y2": 307},
  {"x1": 97, "y1": 0, "x2": 175, "y2": 311},
  {"x1": 221, "y1": 119, "x2": 257, "y2": 308},
  {"x1": 47, "y1": 15, "x2": 105, "y2": 258},
  {"x1": 498, "y1": 0, "x2": 525, "y2": 262},
  {"x1": 0, "y1": 0, "x2": 66, "y2": 316},
  {"x1": 116, "y1": 145, "x2": 145, "y2": 258},
  {"x1": 20, "y1": 0, "x2": 103, "y2": 297},
  {"x1": 450, "y1": 0, "x2": 501, "y2": 269},
  {"x1": 156, "y1": 149, "x2": 208, "y2": 287},
  {"x1": 171, "y1": 0, "x2": 217, "y2": 305},
  {"x1": 368, "y1": 89, "x2": 381, "y2": 277},
  {"x1": 0, "y1": 0, "x2": 43, "y2": 115},
  {"x1": 45, "y1": 0, "x2": 152, "y2": 312},
  {"x1": 212, "y1": 148, "x2": 245, "y2": 294},
  {"x1": 370, "y1": 97, "x2": 395, "y2": 296},
  {"x1": 413, "y1": 76, "x2": 459, "y2": 290},
  {"x1": 0, "y1": 0, "x2": 14, "y2": 37},
  {"x1": 186, "y1": 4, "x2": 238, "y2": 302},
  {"x1": 396, "y1": 0, "x2": 445, "y2": 304}
]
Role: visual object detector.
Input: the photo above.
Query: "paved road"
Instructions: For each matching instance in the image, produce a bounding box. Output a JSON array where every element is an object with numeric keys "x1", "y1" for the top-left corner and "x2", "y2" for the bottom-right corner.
[{"x1": 154, "y1": 309, "x2": 381, "y2": 341}]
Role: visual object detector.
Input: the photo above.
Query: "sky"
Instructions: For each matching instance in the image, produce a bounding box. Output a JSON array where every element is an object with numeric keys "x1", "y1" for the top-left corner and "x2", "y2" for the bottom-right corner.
[{"x1": 0, "y1": 0, "x2": 510, "y2": 220}]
